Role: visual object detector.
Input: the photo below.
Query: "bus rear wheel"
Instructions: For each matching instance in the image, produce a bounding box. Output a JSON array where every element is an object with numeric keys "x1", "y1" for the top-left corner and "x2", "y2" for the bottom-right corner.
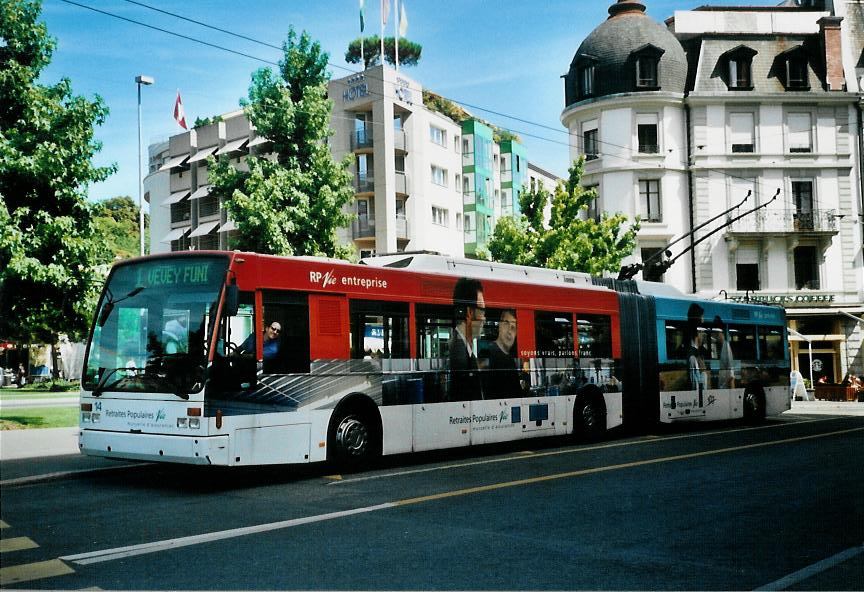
[
  {"x1": 329, "y1": 409, "x2": 380, "y2": 470},
  {"x1": 574, "y1": 395, "x2": 606, "y2": 441}
]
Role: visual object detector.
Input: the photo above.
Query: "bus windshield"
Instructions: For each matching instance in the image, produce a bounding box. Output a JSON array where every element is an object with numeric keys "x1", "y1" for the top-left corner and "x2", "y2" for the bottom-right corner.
[{"x1": 83, "y1": 256, "x2": 229, "y2": 396}]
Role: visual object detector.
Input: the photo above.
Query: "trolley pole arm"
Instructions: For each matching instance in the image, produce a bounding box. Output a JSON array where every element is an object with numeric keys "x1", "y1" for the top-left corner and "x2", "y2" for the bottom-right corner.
[
  {"x1": 654, "y1": 190, "x2": 780, "y2": 276},
  {"x1": 618, "y1": 190, "x2": 752, "y2": 280}
]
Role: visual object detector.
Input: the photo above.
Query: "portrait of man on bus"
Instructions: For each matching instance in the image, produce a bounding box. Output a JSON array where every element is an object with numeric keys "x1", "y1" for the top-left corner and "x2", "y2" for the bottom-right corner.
[
  {"x1": 713, "y1": 315, "x2": 736, "y2": 389},
  {"x1": 686, "y1": 303, "x2": 708, "y2": 391},
  {"x1": 482, "y1": 308, "x2": 523, "y2": 399},
  {"x1": 449, "y1": 277, "x2": 485, "y2": 401}
]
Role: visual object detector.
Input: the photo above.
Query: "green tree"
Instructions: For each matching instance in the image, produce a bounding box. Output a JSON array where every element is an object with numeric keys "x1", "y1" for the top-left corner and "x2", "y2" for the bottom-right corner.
[
  {"x1": 0, "y1": 0, "x2": 114, "y2": 352},
  {"x1": 345, "y1": 36, "x2": 423, "y2": 69},
  {"x1": 92, "y1": 196, "x2": 150, "y2": 261},
  {"x1": 488, "y1": 158, "x2": 640, "y2": 275},
  {"x1": 209, "y1": 28, "x2": 354, "y2": 258}
]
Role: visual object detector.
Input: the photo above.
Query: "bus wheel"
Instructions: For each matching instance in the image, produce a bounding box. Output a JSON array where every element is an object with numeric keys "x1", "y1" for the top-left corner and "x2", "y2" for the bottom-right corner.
[
  {"x1": 330, "y1": 409, "x2": 380, "y2": 470},
  {"x1": 574, "y1": 394, "x2": 606, "y2": 441},
  {"x1": 743, "y1": 389, "x2": 765, "y2": 424}
]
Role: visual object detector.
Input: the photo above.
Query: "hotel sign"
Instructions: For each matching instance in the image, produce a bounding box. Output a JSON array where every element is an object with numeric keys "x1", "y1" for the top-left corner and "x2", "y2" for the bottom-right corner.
[
  {"x1": 395, "y1": 77, "x2": 413, "y2": 105},
  {"x1": 343, "y1": 73, "x2": 369, "y2": 102}
]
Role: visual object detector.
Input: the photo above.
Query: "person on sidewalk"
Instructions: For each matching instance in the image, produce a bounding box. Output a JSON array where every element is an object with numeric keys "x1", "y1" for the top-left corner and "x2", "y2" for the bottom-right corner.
[{"x1": 16, "y1": 363, "x2": 27, "y2": 388}]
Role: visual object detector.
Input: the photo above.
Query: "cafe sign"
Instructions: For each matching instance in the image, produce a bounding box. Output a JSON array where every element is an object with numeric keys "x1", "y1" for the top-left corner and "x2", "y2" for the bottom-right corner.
[{"x1": 729, "y1": 293, "x2": 836, "y2": 306}]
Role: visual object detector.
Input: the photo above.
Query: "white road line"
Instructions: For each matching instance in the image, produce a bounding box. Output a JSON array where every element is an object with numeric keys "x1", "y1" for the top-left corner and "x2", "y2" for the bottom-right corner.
[
  {"x1": 755, "y1": 544, "x2": 864, "y2": 591},
  {"x1": 328, "y1": 416, "x2": 842, "y2": 486},
  {"x1": 60, "y1": 503, "x2": 396, "y2": 566},
  {"x1": 0, "y1": 464, "x2": 150, "y2": 487}
]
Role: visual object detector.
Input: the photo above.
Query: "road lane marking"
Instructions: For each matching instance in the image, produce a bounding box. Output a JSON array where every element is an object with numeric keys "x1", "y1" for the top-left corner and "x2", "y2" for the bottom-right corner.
[
  {"x1": 328, "y1": 416, "x2": 849, "y2": 486},
  {"x1": 0, "y1": 559, "x2": 74, "y2": 586},
  {"x1": 59, "y1": 425, "x2": 864, "y2": 566},
  {"x1": 755, "y1": 543, "x2": 864, "y2": 591},
  {"x1": 60, "y1": 503, "x2": 397, "y2": 566},
  {"x1": 0, "y1": 520, "x2": 8, "y2": 529},
  {"x1": 0, "y1": 536, "x2": 38, "y2": 553},
  {"x1": 0, "y1": 463, "x2": 152, "y2": 488},
  {"x1": 392, "y1": 426, "x2": 864, "y2": 506}
]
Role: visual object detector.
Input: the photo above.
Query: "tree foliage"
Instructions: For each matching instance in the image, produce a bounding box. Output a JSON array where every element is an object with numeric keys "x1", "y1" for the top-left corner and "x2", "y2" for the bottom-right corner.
[
  {"x1": 345, "y1": 36, "x2": 422, "y2": 69},
  {"x1": 209, "y1": 27, "x2": 354, "y2": 258},
  {"x1": 488, "y1": 158, "x2": 640, "y2": 275},
  {"x1": 0, "y1": 0, "x2": 115, "y2": 343},
  {"x1": 92, "y1": 196, "x2": 150, "y2": 261}
]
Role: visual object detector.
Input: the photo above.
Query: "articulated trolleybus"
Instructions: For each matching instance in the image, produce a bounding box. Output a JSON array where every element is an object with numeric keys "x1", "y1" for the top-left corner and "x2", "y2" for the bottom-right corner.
[{"x1": 79, "y1": 251, "x2": 791, "y2": 468}]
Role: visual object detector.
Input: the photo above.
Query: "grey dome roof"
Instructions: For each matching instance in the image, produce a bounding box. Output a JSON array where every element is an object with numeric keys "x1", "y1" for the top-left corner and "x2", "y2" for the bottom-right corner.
[{"x1": 564, "y1": 0, "x2": 687, "y2": 106}]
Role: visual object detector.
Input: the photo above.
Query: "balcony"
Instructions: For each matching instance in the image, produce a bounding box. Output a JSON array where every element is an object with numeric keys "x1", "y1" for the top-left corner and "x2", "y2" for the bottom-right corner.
[
  {"x1": 355, "y1": 173, "x2": 374, "y2": 193},
  {"x1": 352, "y1": 214, "x2": 375, "y2": 239},
  {"x1": 462, "y1": 191, "x2": 491, "y2": 210},
  {"x1": 395, "y1": 171, "x2": 409, "y2": 195},
  {"x1": 395, "y1": 214, "x2": 408, "y2": 240},
  {"x1": 727, "y1": 209, "x2": 838, "y2": 236},
  {"x1": 394, "y1": 129, "x2": 407, "y2": 153},
  {"x1": 351, "y1": 129, "x2": 373, "y2": 151}
]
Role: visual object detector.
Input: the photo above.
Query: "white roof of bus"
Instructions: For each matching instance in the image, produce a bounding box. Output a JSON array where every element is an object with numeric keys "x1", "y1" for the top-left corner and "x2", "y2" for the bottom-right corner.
[{"x1": 360, "y1": 253, "x2": 596, "y2": 289}]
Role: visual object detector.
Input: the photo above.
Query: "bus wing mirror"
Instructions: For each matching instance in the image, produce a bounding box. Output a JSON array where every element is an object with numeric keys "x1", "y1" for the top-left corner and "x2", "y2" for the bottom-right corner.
[
  {"x1": 97, "y1": 302, "x2": 114, "y2": 327},
  {"x1": 224, "y1": 282, "x2": 239, "y2": 317}
]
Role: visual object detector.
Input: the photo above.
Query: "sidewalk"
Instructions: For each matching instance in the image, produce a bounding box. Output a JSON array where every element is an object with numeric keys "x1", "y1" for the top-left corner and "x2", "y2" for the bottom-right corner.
[{"x1": 0, "y1": 400, "x2": 861, "y2": 462}]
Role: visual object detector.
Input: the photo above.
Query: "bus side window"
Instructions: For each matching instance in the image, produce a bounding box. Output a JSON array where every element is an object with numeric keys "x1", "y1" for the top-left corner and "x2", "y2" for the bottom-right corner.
[
  {"x1": 729, "y1": 324, "x2": 757, "y2": 361},
  {"x1": 415, "y1": 303, "x2": 454, "y2": 402},
  {"x1": 211, "y1": 291, "x2": 255, "y2": 392},
  {"x1": 577, "y1": 314, "x2": 612, "y2": 359},
  {"x1": 534, "y1": 311, "x2": 574, "y2": 393},
  {"x1": 262, "y1": 291, "x2": 310, "y2": 374},
  {"x1": 349, "y1": 300, "x2": 409, "y2": 362},
  {"x1": 665, "y1": 322, "x2": 687, "y2": 360},
  {"x1": 759, "y1": 326, "x2": 784, "y2": 361}
]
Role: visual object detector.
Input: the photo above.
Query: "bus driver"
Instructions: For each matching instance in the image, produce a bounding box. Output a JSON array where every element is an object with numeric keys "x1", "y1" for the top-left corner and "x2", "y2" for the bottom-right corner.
[{"x1": 237, "y1": 322, "x2": 282, "y2": 361}]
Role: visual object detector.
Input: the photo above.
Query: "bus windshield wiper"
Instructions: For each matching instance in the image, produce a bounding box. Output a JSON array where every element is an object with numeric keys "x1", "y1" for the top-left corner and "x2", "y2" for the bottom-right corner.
[{"x1": 91, "y1": 367, "x2": 129, "y2": 397}]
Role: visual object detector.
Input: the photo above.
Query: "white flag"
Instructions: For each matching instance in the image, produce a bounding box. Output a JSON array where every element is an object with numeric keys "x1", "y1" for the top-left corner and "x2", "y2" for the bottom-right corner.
[
  {"x1": 399, "y1": 1, "x2": 408, "y2": 37},
  {"x1": 382, "y1": 0, "x2": 390, "y2": 26}
]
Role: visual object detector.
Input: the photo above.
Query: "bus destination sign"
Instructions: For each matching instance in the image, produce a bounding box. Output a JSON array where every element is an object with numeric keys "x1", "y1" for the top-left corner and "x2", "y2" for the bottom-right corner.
[{"x1": 142, "y1": 263, "x2": 211, "y2": 287}]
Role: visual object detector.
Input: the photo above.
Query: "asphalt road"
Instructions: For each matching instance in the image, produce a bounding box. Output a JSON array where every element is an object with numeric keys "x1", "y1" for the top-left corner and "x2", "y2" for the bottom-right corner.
[{"x1": 1, "y1": 414, "x2": 862, "y2": 590}]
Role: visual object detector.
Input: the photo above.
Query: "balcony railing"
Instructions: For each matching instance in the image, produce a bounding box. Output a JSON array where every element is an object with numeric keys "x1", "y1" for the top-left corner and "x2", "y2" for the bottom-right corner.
[
  {"x1": 727, "y1": 209, "x2": 838, "y2": 233},
  {"x1": 395, "y1": 214, "x2": 408, "y2": 240},
  {"x1": 638, "y1": 144, "x2": 659, "y2": 154},
  {"x1": 355, "y1": 173, "x2": 374, "y2": 193},
  {"x1": 394, "y1": 129, "x2": 407, "y2": 152},
  {"x1": 352, "y1": 214, "x2": 375, "y2": 239},
  {"x1": 462, "y1": 191, "x2": 491, "y2": 209},
  {"x1": 351, "y1": 129, "x2": 373, "y2": 150},
  {"x1": 395, "y1": 171, "x2": 409, "y2": 195}
]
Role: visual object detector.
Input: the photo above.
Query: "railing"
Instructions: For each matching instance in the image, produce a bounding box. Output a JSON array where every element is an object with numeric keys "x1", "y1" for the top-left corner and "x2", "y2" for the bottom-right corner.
[
  {"x1": 638, "y1": 144, "x2": 659, "y2": 154},
  {"x1": 462, "y1": 191, "x2": 491, "y2": 209},
  {"x1": 352, "y1": 214, "x2": 375, "y2": 239},
  {"x1": 170, "y1": 202, "x2": 191, "y2": 224},
  {"x1": 393, "y1": 129, "x2": 407, "y2": 152},
  {"x1": 395, "y1": 214, "x2": 408, "y2": 240},
  {"x1": 395, "y1": 171, "x2": 409, "y2": 195},
  {"x1": 463, "y1": 226, "x2": 489, "y2": 245},
  {"x1": 355, "y1": 173, "x2": 374, "y2": 193},
  {"x1": 727, "y1": 209, "x2": 837, "y2": 233},
  {"x1": 351, "y1": 129, "x2": 373, "y2": 150}
]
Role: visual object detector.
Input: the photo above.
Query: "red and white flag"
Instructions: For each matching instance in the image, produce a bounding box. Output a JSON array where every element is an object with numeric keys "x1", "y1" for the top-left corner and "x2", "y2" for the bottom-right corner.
[{"x1": 173, "y1": 91, "x2": 187, "y2": 130}]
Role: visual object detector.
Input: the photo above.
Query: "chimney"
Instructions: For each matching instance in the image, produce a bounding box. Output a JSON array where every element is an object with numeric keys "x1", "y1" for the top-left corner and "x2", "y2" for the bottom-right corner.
[{"x1": 818, "y1": 16, "x2": 845, "y2": 91}]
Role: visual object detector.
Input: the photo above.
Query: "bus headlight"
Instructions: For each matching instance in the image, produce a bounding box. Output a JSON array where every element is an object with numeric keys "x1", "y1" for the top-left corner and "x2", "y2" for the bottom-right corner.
[
  {"x1": 82, "y1": 412, "x2": 91, "y2": 423},
  {"x1": 177, "y1": 418, "x2": 188, "y2": 428},
  {"x1": 189, "y1": 417, "x2": 200, "y2": 429},
  {"x1": 91, "y1": 412, "x2": 101, "y2": 423}
]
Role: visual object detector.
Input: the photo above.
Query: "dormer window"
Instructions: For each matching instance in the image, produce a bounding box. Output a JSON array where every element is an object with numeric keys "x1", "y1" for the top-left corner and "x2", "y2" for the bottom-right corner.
[
  {"x1": 723, "y1": 46, "x2": 757, "y2": 90},
  {"x1": 580, "y1": 64, "x2": 596, "y2": 97},
  {"x1": 632, "y1": 44, "x2": 664, "y2": 90},
  {"x1": 775, "y1": 46, "x2": 810, "y2": 90}
]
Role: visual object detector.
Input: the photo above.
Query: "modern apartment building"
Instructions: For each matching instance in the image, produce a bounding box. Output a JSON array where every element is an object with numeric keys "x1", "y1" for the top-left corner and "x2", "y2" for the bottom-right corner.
[
  {"x1": 561, "y1": 0, "x2": 864, "y2": 381},
  {"x1": 147, "y1": 65, "x2": 558, "y2": 261}
]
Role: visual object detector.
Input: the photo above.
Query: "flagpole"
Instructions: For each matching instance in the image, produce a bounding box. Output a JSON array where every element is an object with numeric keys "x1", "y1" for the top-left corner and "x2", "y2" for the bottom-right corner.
[
  {"x1": 380, "y1": 0, "x2": 385, "y2": 67},
  {"x1": 395, "y1": 0, "x2": 400, "y2": 72},
  {"x1": 360, "y1": 0, "x2": 365, "y2": 69}
]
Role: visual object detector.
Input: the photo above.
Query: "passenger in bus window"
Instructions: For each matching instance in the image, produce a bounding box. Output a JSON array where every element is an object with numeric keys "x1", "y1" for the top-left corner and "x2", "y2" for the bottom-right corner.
[
  {"x1": 449, "y1": 277, "x2": 485, "y2": 401},
  {"x1": 237, "y1": 322, "x2": 282, "y2": 361},
  {"x1": 687, "y1": 303, "x2": 708, "y2": 391},
  {"x1": 714, "y1": 316, "x2": 735, "y2": 389},
  {"x1": 486, "y1": 309, "x2": 522, "y2": 399}
]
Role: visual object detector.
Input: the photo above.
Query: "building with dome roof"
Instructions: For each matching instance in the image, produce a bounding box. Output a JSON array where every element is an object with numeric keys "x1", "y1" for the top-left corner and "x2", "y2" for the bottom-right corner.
[{"x1": 561, "y1": 0, "x2": 863, "y2": 383}]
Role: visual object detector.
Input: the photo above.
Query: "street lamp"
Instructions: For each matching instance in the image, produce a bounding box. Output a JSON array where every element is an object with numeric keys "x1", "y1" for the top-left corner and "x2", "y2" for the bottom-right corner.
[{"x1": 135, "y1": 75, "x2": 154, "y2": 257}]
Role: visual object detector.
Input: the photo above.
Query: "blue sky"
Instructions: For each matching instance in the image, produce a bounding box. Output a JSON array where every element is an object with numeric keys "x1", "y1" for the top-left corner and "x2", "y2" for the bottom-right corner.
[{"x1": 39, "y1": 0, "x2": 759, "y2": 204}]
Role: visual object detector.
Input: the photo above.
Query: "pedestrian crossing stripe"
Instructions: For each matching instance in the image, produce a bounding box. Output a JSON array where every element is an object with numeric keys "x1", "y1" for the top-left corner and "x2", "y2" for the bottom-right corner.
[
  {"x1": 0, "y1": 536, "x2": 38, "y2": 553},
  {"x1": 0, "y1": 520, "x2": 9, "y2": 529},
  {"x1": 0, "y1": 559, "x2": 74, "y2": 586}
]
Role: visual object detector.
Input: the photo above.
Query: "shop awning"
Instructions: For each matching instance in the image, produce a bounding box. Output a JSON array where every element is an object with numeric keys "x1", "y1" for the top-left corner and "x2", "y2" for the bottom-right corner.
[
  {"x1": 160, "y1": 227, "x2": 191, "y2": 243},
  {"x1": 187, "y1": 146, "x2": 218, "y2": 164},
  {"x1": 189, "y1": 221, "x2": 220, "y2": 237},
  {"x1": 218, "y1": 220, "x2": 236, "y2": 233},
  {"x1": 215, "y1": 138, "x2": 248, "y2": 155},
  {"x1": 247, "y1": 135, "x2": 270, "y2": 148},
  {"x1": 189, "y1": 185, "x2": 211, "y2": 200},
  {"x1": 162, "y1": 190, "x2": 190, "y2": 206},
  {"x1": 158, "y1": 154, "x2": 189, "y2": 172}
]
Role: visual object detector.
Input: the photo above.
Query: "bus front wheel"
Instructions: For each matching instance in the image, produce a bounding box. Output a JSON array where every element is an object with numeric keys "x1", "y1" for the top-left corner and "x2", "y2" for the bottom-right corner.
[{"x1": 329, "y1": 407, "x2": 381, "y2": 470}]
